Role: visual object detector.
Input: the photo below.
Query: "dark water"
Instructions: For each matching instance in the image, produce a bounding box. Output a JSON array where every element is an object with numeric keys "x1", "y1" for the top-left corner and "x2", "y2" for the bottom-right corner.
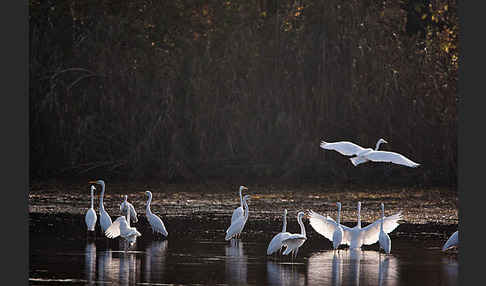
[{"x1": 29, "y1": 217, "x2": 458, "y2": 286}]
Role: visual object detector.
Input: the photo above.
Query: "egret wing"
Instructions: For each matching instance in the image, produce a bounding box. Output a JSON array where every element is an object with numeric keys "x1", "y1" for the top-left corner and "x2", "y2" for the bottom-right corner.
[
  {"x1": 442, "y1": 231, "x2": 458, "y2": 251},
  {"x1": 281, "y1": 234, "x2": 306, "y2": 244},
  {"x1": 281, "y1": 234, "x2": 307, "y2": 255},
  {"x1": 320, "y1": 140, "x2": 365, "y2": 156},
  {"x1": 148, "y1": 213, "x2": 168, "y2": 236},
  {"x1": 364, "y1": 151, "x2": 420, "y2": 167},
  {"x1": 361, "y1": 212, "x2": 402, "y2": 245},
  {"x1": 267, "y1": 232, "x2": 292, "y2": 255},
  {"x1": 308, "y1": 210, "x2": 340, "y2": 241},
  {"x1": 85, "y1": 209, "x2": 97, "y2": 230},
  {"x1": 105, "y1": 216, "x2": 127, "y2": 238},
  {"x1": 231, "y1": 207, "x2": 244, "y2": 224}
]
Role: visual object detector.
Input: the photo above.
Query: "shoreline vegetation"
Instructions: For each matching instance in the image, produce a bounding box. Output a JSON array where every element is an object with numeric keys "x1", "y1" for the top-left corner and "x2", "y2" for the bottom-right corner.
[{"x1": 30, "y1": 1, "x2": 457, "y2": 186}]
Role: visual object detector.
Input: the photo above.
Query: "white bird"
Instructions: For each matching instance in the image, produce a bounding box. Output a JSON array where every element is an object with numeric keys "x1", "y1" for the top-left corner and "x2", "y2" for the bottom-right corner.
[
  {"x1": 309, "y1": 201, "x2": 402, "y2": 249},
  {"x1": 145, "y1": 191, "x2": 168, "y2": 237},
  {"x1": 85, "y1": 185, "x2": 97, "y2": 232},
  {"x1": 89, "y1": 180, "x2": 112, "y2": 232},
  {"x1": 105, "y1": 203, "x2": 141, "y2": 248},
  {"x1": 442, "y1": 230, "x2": 458, "y2": 251},
  {"x1": 320, "y1": 138, "x2": 420, "y2": 168},
  {"x1": 225, "y1": 195, "x2": 251, "y2": 241},
  {"x1": 231, "y1": 186, "x2": 249, "y2": 229},
  {"x1": 267, "y1": 209, "x2": 292, "y2": 255},
  {"x1": 332, "y1": 202, "x2": 344, "y2": 250},
  {"x1": 281, "y1": 211, "x2": 307, "y2": 258},
  {"x1": 379, "y1": 203, "x2": 391, "y2": 254},
  {"x1": 120, "y1": 195, "x2": 138, "y2": 223}
]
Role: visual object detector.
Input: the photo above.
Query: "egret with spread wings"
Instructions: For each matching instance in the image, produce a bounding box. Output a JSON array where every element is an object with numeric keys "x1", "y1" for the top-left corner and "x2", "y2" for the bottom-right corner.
[
  {"x1": 309, "y1": 202, "x2": 402, "y2": 249},
  {"x1": 320, "y1": 138, "x2": 420, "y2": 168}
]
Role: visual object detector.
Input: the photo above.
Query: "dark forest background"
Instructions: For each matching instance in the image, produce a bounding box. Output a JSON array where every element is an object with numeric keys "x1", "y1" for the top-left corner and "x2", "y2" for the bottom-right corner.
[{"x1": 29, "y1": 0, "x2": 458, "y2": 186}]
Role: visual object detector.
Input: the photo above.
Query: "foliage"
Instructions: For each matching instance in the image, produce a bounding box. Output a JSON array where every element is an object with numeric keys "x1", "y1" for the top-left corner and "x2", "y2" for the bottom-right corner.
[{"x1": 29, "y1": 0, "x2": 457, "y2": 186}]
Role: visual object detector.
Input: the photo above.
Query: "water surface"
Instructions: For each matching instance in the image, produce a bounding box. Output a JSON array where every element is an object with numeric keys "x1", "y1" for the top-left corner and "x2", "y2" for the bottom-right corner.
[{"x1": 30, "y1": 217, "x2": 458, "y2": 285}]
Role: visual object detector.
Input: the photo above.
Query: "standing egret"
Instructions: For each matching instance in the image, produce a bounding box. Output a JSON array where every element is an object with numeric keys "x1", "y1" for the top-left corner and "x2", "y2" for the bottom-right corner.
[
  {"x1": 105, "y1": 204, "x2": 141, "y2": 250},
  {"x1": 320, "y1": 138, "x2": 420, "y2": 167},
  {"x1": 267, "y1": 209, "x2": 292, "y2": 255},
  {"x1": 281, "y1": 211, "x2": 307, "y2": 259},
  {"x1": 120, "y1": 195, "x2": 138, "y2": 223},
  {"x1": 332, "y1": 202, "x2": 344, "y2": 250},
  {"x1": 309, "y1": 202, "x2": 402, "y2": 249},
  {"x1": 378, "y1": 203, "x2": 391, "y2": 254},
  {"x1": 89, "y1": 180, "x2": 112, "y2": 233},
  {"x1": 85, "y1": 185, "x2": 97, "y2": 233},
  {"x1": 231, "y1": 186, "x2": 249, "y2": 230},
  {"x1": 442, "y1": 230, "x2": 458, "y2": 251},
  {"x1": 145, "y1": 191, "x2": 168, "y2": 238},
  {"x1": 225, "y1": 195, "x2": 251, "y2": 241}
]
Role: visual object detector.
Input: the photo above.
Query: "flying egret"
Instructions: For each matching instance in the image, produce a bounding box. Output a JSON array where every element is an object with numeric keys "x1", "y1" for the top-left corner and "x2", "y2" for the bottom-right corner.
[
  {"x1": 120, "y1": 195, "x2": 138, "y2": 223},
  {"x1": 320, "y1": 138, "x2": 420, "y2": 168},
  {"x1": 309, "y1": 202, "x2": 402, "y2": 249},
  {"x1": 85, "y1": 185, "x2": 97, "y2": 233},
  {"x1": 89, "y1": 180, "x2": 112, "y2": 233},
  {"x1": 226, "y1": 195, "x2": 251, "y2": 241},
  {"x1": 231, "y1": 186, "x2": 249, "y2": 231},
  {"x1": 378, "y1": 203, "x2": 391, "y2": 254},
  {"x1": 332, "y1": 202, "x2": 344, "y2": 250},
  {"x1": 267, "y1": 209, "x2": 292, "y2": 255},
  {"x1": 281, "y1": 211, "x2": 307, "y2": 259},
  {"x1": 105, "y1": 204, "x2": 141, "y2": 249},
  {"x1": 442, "y1": 230, "x2": 458, "y2": 251},
  {"x1": 145, "y1": 191, "x2": 168, "y2": 238}
]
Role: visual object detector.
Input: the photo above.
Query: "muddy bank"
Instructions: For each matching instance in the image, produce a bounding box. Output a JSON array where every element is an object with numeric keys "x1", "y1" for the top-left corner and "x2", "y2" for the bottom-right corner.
[
  {"x1": 29, "y1": 182, "x2": 457, "y2": 224},
  {"x1": 29, "y1": 182, "x2": 458, "y2": 243}
]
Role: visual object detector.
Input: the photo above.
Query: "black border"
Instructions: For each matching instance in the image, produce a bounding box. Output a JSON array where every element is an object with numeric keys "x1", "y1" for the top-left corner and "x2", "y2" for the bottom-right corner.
[
  {"x1": 459, "y1": 1, "x2": 479, "y2": 285},
  {"x1": 3, "y1": 0, "x2": 29, "y2": 284}
]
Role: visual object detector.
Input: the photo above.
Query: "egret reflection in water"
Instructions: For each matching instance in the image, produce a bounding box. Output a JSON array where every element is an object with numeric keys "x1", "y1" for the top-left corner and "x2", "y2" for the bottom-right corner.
[
  {"x1": 97, "y1": 249, "x2": 117, "y2": 282},
  {"x1": 84, "y1": 242, "x2": 96, "y2": 284},
  {"x1": 118, "y1": 252, "x2": 139, "y2": 286},
  {"x1": 266, "y1": 261, "x2": 306, "y2": 286},
  {"x1": 307, "y1": 249, "x2": 398, "y2": 286},
  {"x1": 225, "y1": 241, "x2": 247, "y2": 285},
  {"x1": 442, "y1": 257, "x2": 459, "y2": 286},
  {"x1": 144, "y1": 240, "x2": 168, "y2": 283}
]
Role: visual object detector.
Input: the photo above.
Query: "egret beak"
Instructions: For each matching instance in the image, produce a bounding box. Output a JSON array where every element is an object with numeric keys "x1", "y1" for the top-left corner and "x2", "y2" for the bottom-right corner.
[{"x1": 88, "y1": 180, "x2": 97, "y2": 184}]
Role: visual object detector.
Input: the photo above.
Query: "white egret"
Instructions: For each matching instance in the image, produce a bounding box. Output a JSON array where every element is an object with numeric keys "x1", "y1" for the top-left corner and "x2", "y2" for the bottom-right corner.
[
  {"x1": 442, "y1": 230, "x2": 458, "y2": 251},
  {"x1": 231, "y1": 186, "x2": 249, "y2": 229},
  {"x1": 281, "y1": 211, "x2": 307, "y2": 258},
  {"x1": 378, "y1": 203, "x2": 391, "y2": 254},
  {"x1": 309, "y1": 201, "x2": 402, "y2": 249},
  {"x1": 105, "y1": 205, "x2": 141, "y2": 249},
  {"x1": 85, "y1": 185, "x2": 97, "y2": 232},
  {"x1": 267, "y1": 209, "x2": 292, "y2": 255},
  {"x1": 332, "y1": 202, "x2": 344, "y2": 250},
  {"x1": 145, "y1": 191, "x2": 168, "y2": 237},
  {"x1": 225, "y1": 195, "x2": 251, "y2": 241},
  {"x1": 89, "y1": 180, "x2": 112, "y2": 232},
  {"x1": 120, "y1": 195, "x2": 138, "y2": 223},
  {"x1": 320, "y1": 138, "x2": 420, "y2": 168}
]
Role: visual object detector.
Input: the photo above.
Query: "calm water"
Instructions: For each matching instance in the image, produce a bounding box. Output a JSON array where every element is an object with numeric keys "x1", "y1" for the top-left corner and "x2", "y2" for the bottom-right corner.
[{"x1": 29, "y1": 217, "x2": 458, "y2": 286}]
